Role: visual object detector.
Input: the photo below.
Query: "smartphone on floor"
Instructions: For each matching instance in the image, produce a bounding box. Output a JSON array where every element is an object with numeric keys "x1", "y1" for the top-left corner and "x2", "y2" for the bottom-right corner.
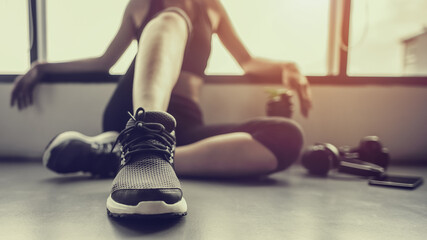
[{"x1": 369, "y1": 174, "x2": 423, "y2": 189}]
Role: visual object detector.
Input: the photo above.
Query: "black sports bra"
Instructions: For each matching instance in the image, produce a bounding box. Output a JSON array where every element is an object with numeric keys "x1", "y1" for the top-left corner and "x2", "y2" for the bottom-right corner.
[{"x1": 135, "y1": 0, "x2": 213, "y2": 77}]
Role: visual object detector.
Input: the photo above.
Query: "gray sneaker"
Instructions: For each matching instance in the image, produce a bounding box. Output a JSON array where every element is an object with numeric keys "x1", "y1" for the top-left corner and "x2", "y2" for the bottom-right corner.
[{"x1": 106, "y1": 108, "x2": 187, "y2": 218}]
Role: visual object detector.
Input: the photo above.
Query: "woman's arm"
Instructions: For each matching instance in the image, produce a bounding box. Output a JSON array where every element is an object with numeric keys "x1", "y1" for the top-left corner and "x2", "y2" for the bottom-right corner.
[
  {"x1": 36, "y1": 2, "x2": 143, "y2": 73},
  {"x1": 214, "y1": 1, "x2": 312, "y2": 117},
  {"x1": 11, "y1": 0, "x2": 148, "y2": 110}
]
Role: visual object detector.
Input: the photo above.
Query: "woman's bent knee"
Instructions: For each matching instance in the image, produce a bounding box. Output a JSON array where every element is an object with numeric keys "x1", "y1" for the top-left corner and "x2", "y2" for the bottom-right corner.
[
  {"x1": 239, "y1": 117, "x2": 304, "y2": 172},
  {"x1": 146, "y1": 11, "x2": 189, "y2": 36}
]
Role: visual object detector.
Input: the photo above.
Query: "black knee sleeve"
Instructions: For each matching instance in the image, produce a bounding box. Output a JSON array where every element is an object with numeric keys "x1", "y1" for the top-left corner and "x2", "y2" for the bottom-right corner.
[{"x1": 236, "y1": 117, "x2": 304, "y2": 172}]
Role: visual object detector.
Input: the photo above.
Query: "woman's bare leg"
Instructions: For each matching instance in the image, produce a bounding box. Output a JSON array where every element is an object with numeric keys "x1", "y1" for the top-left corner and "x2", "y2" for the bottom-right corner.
[
  {"x1": 133, "y1": 11, "x2": 189, "y2": 112},
  {"x1": 106, "y1": 10, "x2": 192, "y2": 218},
  {"x1": 174, "y1": 133, "x2": 279, "y2": 178}
]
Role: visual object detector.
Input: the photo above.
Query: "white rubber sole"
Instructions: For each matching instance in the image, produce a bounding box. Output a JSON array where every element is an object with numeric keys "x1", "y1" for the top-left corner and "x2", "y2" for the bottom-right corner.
[
  {"x1": 42, "y1": 131, "x2": 119, "y2": 167},
  {"x1": 106, "y1": 194, "x2": 187, "y2": 217}
]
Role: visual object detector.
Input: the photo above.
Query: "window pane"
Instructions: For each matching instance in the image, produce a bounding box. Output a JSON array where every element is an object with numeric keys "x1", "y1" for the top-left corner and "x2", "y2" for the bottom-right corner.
[
  {"x1": 46, "y1": 0, "x2": 136, "y2": 74},
  {"x1": 0, "y1": 0, "x2": 30, "y2": 74},
  {"x1": 206, "y1": 0, "x2": 330, "y2": 76},
  {"x1": 348, "y1": 0, "x2": 427, "y2": 76}
]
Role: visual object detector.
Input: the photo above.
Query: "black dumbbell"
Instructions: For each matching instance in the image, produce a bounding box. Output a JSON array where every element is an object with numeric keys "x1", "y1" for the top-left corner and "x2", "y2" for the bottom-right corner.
[
  {"x1": 302, "y1": 136, "x2": 389, "y2": 177},
  {"x1": 340, "y1": 136, "x2": 390, "y2": 169}
]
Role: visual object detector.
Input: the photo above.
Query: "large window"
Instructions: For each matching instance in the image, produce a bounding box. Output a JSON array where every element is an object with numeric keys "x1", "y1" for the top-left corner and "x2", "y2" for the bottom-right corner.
[
  {"x1": 2, "y1": 0, "x2": 427, "y2": 83},
  {"x1": 45, "y1": 0, "x2": 330, "y2": 76},
  {"x1": 46, "y1": 0, "x2": 136, "y2": 74},
  {"x1": 206, "y1": 0, "x2": 330, "y2": 76},
  {"x1": 0, "y1": 0, "x2": 30, "y2": 74},
  {"x1": 348, "y1": 0, "x2": 427, "y2": 76}
]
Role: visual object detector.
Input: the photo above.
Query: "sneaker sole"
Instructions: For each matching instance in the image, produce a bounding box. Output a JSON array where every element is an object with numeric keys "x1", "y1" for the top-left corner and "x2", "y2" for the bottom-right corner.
[
  {"x1": 106, "y1": 194, "x2": 187, "y2": 218},
  {"x1": 42, "y1": 131, "x2": 119, "y2": 168}
]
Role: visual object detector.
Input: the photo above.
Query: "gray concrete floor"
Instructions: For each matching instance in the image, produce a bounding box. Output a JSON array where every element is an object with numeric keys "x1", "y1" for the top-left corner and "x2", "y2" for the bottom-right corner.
[{"x1": 1, "y1": 160, "x2": 426, "y2": 240}]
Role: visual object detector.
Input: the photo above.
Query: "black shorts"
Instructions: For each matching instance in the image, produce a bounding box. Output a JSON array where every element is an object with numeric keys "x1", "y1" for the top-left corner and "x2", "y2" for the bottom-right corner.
[
  {"x1": 102, "y1": 58, "x2": 243, "y2": 146},
  {"x1": 103, "y1": 60, "x2": 304, "y2": 171}
]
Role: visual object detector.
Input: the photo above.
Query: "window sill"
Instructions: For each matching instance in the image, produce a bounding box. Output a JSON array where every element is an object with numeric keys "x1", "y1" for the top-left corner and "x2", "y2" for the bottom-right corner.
[{"x1": 1, "y1": 73, "x2": 427, "y2": 86}]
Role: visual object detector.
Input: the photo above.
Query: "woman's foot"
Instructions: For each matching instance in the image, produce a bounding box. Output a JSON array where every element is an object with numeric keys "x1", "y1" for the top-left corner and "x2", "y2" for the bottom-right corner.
[
  {"x1": 106, "y1": 108, "x2": 187, "y2": 218},
  {"x1": 43, "y1": 131, "x2": 120, "y2": 177}
]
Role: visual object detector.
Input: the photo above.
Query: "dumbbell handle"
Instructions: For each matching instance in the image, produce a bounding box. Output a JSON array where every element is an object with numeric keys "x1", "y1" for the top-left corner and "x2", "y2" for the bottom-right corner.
[{"x1": 338, "y1": 158, "x2": 385, "y2": 177}]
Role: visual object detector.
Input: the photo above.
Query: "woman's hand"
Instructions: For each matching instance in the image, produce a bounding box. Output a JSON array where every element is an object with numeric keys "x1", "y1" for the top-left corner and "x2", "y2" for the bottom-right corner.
[
  {"x1": 10, "y1": 62, "x2": 44, "y2": 110},
  {"x1": 282, "y1": 63, "x2": 312, "y2": 118}
]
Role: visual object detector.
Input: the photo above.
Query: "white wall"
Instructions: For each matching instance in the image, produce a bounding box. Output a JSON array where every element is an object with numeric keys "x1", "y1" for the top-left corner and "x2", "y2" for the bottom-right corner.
[{"x1": 1, "y1": 83, "x2": 426, "y2": 162}]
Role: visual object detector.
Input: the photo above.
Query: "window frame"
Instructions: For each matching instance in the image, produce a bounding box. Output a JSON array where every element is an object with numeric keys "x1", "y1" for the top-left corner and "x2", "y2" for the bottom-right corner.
[{"x1": 1, "y1": 0, "x2": 426, "y2": 85}]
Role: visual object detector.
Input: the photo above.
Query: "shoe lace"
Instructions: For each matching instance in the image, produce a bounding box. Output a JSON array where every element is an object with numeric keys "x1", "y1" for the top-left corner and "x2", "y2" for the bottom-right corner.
[{"x1": 111, "y1": 110, "x2": 175, "y2": 166}]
